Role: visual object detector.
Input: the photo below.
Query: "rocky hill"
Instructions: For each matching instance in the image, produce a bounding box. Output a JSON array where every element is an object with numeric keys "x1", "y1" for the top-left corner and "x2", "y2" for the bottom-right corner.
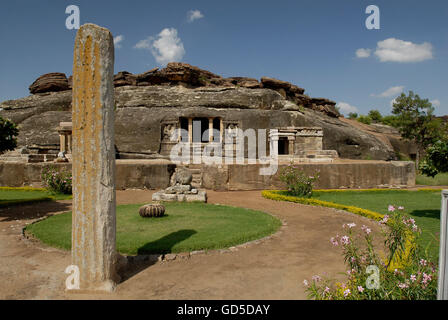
[{"x1": 0, "y1": 62, "x2": 414, "y2": 160}]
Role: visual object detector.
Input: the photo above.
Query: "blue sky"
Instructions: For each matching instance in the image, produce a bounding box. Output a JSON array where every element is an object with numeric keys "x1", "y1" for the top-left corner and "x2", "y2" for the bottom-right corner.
[{"x1": 1, "y1": 0, "x2": 447, "y2": 116}]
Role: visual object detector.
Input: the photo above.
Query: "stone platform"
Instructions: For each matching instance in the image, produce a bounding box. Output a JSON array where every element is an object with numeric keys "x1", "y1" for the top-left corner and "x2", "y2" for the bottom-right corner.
[{"x1": 152, "y1": 189, "x2": 207, "y2": 202}]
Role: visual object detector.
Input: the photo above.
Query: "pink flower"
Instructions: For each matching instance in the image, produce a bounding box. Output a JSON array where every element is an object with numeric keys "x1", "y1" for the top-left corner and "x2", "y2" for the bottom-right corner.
[
  {"x1": 324, "y1": 287, "x2": 330, "y2": 294},
  {"x1": 410, "y1": 274, "x2": 417, "y2": 282},
  {"x1": 379, "y1": 215, "x2": 389, "y2": 224},
  {"x1": 358, "y1": 286, "x2": 364, "y2": 293},
  {"x1": 388, "y1": 205, "x2": 395, "y2": 212},
  {"x1": 312, "y1": 275, "x2": 322, "y2": 282},
  {"x1": 341, "y1": 236, "x2": 350, "y2": 245},
  {"x1": 398, "y1": 206, "x2": 404, "y2": 210},
  {"x1": 343, "y1": 289, "x2": 351, "y2": 297},
  {"x1": 422, "y1": 273, "x2": 432, "y2": 285},
  {"x1": 361, "y1": 225, "x2": 372, "y2": 235},
  {"x1": 419, "y1": 259, "x2": 427, "y2": 266},
  {"x1": 398, "y1": 282, "x2": 409, "y2": 289},
  {"x1": 330, "y1": 237, "x2": 339, "y2": 246},
  {"x1": 303, "y1": 280, "x2": 309, "y2": 287}
]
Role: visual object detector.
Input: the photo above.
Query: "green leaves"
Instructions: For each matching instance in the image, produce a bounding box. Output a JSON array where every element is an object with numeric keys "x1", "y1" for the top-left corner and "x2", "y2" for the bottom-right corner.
[
  {"x1": 391, "y1": 91, "x2": 443, "y2": 149},
  {"x1": 0, "y1": 116, "x2": 19, "y2": 154},
  {"x1": 419, "y1": 139, "x2": 448, "y2": 177},
  {"x1": 278, "y1": 165, "x2": 319, "y2": 197}
]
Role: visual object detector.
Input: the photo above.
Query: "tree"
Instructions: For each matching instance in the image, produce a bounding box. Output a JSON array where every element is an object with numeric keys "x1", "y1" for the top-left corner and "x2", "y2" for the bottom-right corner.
[
  {"x1": 348, "y1": 112, "x2": 358, "y2": 119},
  {"x1": 380, "y1": 115, "x2": 400, "y2": 128},
  {"x1": 391, "y1": 91, "x2": 444, "y2": 164},
  {"x1": 0, "y1": 116, "x2": 19, "y2": 154},
  {"x1": 419, "y1": 139, "x2": 448, "y2": 177},
  {"x1": 368, "y1": 109, "x2": 382, "y2": 122},
  {"x1": 358, "y1": 115, "x2": 372, "y2": 125}
]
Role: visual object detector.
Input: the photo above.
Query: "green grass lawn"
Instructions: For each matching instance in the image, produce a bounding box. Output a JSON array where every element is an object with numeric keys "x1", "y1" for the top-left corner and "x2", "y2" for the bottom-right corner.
[
  {"x1": 416, "y1": 172, "x2": 448, "y2": 186},
  {"x1": 310, "y1": 190, "x2": 442, "y2": 260},
  {"x1": 25, "y1": 202, "x2": 281, "y2": 255},
  {"x1": 0, "y1": 188, "x2": 72, "y2": 207}
]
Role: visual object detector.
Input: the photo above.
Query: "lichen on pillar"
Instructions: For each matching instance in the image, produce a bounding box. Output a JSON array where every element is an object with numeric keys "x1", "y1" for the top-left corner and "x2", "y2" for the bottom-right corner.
[{"x1": 71, "y1": 23, "x2": 120, "y2": 292}]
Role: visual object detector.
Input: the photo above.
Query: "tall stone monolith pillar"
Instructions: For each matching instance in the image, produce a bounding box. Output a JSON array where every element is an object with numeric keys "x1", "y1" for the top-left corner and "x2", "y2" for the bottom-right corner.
[{"x1": 71, "y1": 23, "x2": 118, "y2": 292}]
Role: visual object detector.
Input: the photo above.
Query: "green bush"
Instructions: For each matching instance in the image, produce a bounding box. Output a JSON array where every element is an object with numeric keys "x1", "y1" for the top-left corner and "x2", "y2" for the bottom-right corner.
[
  {"x1": 368, "y1": 110, "x2": 383, "y2": 122},
  {"x1": 41, "y1": 166, "x2": 72, "y2": 194},
  {"x1": 348, "y1": 112, "x2": 358, "y2": 119},
  {"x1": 358, "y1": 115, "x2": 372, "y2": 125},
  {"x1": 380, "y1": 115, "x2": 400, "y2": 128},
  {"x1": 0, "y1": 116, "x2": 19, "y2": 154},
  {"x1": 278, "y1": 165, "x2": 319, "y2": 197},
  {"x1": 419, "y1": 139, "x2": 448, "y2": 177}
]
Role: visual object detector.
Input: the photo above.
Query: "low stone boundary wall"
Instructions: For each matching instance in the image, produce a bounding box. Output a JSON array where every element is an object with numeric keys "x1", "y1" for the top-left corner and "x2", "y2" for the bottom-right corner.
[
  {"x1": 0, "y1": 160, "x2": 175, "y2": 190},
  {"x1": 0, "y1": 160, "x2": 415, "y2": 190},
  {"x1": 202, "y1": 161, "x2": 415, "y2": 190}
]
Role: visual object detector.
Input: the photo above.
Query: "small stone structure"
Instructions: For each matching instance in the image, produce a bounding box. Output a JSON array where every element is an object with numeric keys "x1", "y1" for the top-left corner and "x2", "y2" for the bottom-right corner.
[
  {"x1": 270, "y1": 127, "x2": 338, "y2": 162},
  {"x1": 152, "y1": 168, "x2": 207, "y2": 202}
]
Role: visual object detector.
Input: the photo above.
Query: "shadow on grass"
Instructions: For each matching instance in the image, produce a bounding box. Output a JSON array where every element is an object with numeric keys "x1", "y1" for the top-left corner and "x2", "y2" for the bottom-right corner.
[
  {"x1": 0, "y1": 200, "x2": 72, "y2": 222},
  {"x1": 137, "y1": 229, "x2": 197, "y2": 254},
  {"x1": 119, "y1": 229, "x2": 197, "y2": 284},
  {"x1": 409, "y1": 210, "x2": 440, "y2": 220}
]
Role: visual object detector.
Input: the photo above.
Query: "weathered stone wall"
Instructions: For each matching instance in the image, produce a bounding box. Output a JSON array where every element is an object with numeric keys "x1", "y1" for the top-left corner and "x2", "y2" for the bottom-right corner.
[
  {"x1": 0, "y1": 160, "x2": 414, "y2": 190},
  {"x1": 0, "y1": 160, "x2": 175, "y2": 189},
  {"x1": 202, "y1": 161, "x2": 416, "y2": 191}
]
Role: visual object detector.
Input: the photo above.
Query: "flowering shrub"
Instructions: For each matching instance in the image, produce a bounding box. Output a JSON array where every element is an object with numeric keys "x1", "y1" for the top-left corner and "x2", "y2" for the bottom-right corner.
[
  {"x1": 278, "y1": 165, "x2": 319, "y2": 197},
  {"x1": 41, "y1": 166, "x2": 72, "y2": 194},
  {"x1": 303, "y1": 206, "x2": 437, "y2": 300}
]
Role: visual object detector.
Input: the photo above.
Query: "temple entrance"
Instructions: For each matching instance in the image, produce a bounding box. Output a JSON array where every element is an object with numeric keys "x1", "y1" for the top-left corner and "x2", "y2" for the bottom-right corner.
[
  {"x1": 192, "y1": 118, "x2": 210, "y2": 143},
  {"x1": 278, "y1": 137, "x2": 289, "y2": 155}
]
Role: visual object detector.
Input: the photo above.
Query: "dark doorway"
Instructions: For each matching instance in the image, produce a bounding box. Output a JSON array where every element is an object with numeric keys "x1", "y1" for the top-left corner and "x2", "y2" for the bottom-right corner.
[
  {"x1": 213, "y1": 118, "x2": 221, "y2": 142},
  {"x1": 278, "y1": 137, "x2": 289, "y2": 155},
  {"x1": 180, "y1": 117, "x2": 189, "y2": 142},
  {"x1": 193, "y1": 118, "x2": 209, "y2": 143}
]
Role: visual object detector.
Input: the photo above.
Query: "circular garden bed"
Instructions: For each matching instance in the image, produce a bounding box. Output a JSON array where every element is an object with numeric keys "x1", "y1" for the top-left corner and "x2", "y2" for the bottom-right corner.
[{"x1": 25, "y1": 202, "x2": 281, "y2": 255}]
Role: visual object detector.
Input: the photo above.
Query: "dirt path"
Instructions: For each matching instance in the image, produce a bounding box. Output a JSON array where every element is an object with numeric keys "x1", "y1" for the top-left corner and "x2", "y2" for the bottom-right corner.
[{"x1": 0, "y1": 190, "x2": 383, "y2": 300}]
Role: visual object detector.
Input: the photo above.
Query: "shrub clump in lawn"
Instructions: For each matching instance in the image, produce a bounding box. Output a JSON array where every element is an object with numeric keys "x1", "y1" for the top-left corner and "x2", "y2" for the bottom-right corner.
[
  {"x1": 41, "y1": 166, "x2": 72, "y2": 194},
  {"x1": 279, "y1": 164, "x2": 319, "y2": 197},
  {"x1": 303, "y1": 206, "x2": 437, "y2": 300}
]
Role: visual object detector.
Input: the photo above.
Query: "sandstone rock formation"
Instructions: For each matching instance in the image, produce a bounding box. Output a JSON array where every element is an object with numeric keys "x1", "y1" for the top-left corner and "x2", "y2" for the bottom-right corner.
[
  {"x1": 1, "y1": 62, "x2": 415, "y2": 161},
  {"x1": 29, "y1": 72, "x2": 70, "y2": 94}
]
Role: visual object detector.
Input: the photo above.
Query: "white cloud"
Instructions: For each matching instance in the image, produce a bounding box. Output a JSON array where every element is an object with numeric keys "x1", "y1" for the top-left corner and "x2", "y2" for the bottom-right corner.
[
  {"x1": 430, "y1": 99, "x2": 440, "y2": 107},
  {"x1": 114, "y1": 35, "x2": 124, "y2": 49},
  {"x1": 337, "y1": 102, "x2": 359, "y2": 115},
  {"x1": 134, "y1": 38, "x2": 151, "y2": 49},
  {"x1": 187, "y1": 9, "x2": 204, "y2": 22},
  {"x1": 372, "y1": 85, "x2": 405, "y2": 98},
  {"x1": 355, "y1": 48, "x2": 371, "y2": 58},
  {"x1": 374, "y1": 38, "x2": 433, "y2": 63},
  {"x1": 134, "y1": 28, "x2": 185, "y2": 66}
]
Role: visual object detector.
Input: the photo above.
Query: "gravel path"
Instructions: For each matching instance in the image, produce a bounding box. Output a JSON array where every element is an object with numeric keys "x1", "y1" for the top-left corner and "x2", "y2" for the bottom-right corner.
[{"x1": 0, "y1": 190, "x2": 383, "y2": 299}]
